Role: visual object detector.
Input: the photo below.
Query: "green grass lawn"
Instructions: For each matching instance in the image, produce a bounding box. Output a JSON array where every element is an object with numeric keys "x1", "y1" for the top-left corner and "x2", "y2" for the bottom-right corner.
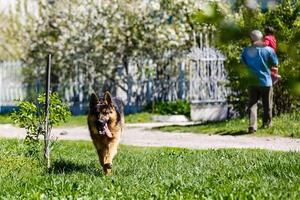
[
  {"x1": 124, "y1": 112, "x2": 153, "y2": 123},
  {"x1": 157, "y1": 112, "x2": 300, "y2": 138},
  {"x1": 0, "y1": 112, "x2": 153, "y2": 127},
  {"x1": 1, "y1": 139, "x2": 300, "y2": 199},
  {"x1": 58, "y1": 112, "x2": 153, "y2": 127},
  {"x1": 0, "y1": 114, "x2": 13, "y2": 124}
]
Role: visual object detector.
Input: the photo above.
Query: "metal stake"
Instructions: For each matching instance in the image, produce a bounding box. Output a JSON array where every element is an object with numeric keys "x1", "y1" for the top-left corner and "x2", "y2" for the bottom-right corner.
[{"x1": 44, "y1": 54, "x2": 51, "y2": 169}]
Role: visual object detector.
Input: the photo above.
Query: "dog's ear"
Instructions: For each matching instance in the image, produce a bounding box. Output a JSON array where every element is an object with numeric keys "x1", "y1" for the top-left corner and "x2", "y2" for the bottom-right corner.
[
  {"x1": 90, "y1": 93, "x2": 99, "y2": 108},
  {"x1": 104, "y1": 91, "x2": 112, "y2": 105}
]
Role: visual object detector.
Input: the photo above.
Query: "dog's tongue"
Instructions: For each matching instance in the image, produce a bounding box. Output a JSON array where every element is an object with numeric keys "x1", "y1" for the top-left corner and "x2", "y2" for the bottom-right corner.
[{"x1": 104, "y1": 123, "x2": 112, "y2": 138}]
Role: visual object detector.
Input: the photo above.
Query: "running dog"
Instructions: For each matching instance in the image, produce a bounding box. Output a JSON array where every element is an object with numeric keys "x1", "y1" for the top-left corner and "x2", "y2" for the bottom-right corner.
[{"x1": 87, "y1": 92, "x2": 124, "y2": 175}]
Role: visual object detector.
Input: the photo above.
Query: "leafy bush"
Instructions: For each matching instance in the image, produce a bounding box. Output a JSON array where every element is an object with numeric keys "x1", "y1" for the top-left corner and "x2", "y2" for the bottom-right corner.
[
  {"x1": 145, "y1": 100, "x2": 190, "y2": 117},
  {"x1": 10, "y1": 92, "x2": 71, "y2": 156}
]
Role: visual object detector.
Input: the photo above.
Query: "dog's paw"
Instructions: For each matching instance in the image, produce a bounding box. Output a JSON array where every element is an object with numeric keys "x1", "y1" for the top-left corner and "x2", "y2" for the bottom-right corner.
[
  {"x1": 104, "y1": 169, "x2": 112, "y2": 176},
  {"x1": 103, "y1": 163, "x2": 112, "y2": 175}
]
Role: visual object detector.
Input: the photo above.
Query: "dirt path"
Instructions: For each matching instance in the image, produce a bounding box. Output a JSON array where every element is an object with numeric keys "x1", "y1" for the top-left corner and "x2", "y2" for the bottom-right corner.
[{"x1": 0, "y1": 123, "x2": 300, "y2": 152}]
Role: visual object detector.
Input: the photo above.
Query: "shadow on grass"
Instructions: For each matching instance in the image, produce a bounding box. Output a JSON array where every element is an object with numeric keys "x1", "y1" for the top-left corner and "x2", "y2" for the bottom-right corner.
[
  {"x1": 155, "y1": 120, "x2": 228, "y2": 129},
  {"x1": 218, "y1": 130, "x2": 249, "y2": 136},
  {"x1": 50, "y1": 159, "x2": 101, "y2": 176}
]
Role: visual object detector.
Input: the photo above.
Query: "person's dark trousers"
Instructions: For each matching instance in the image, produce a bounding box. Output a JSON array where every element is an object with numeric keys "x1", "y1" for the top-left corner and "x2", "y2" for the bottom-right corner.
[{"x1": 248, "y1": 86, "x2": 273, "y2": 130}]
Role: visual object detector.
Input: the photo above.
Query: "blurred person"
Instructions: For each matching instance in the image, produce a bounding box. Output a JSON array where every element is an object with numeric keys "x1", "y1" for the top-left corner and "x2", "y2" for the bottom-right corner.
[{"x1": 241, "y1": 30, "x2": 279, "y2": 133}]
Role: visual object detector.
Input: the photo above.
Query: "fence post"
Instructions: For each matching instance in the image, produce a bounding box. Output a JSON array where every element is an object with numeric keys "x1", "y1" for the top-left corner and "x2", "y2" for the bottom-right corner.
[
  {"x1": 178, "y1": 62, "x2": 185, "y2": 99},
  {"x1": 44, "y1": 54, "x2": 51, "y2": 169}
]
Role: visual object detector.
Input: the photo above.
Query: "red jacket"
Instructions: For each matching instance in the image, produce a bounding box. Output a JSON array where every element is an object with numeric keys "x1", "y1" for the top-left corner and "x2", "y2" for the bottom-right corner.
[{"x1": 264, "y1": 35, "x2": 277, "y2": 52}]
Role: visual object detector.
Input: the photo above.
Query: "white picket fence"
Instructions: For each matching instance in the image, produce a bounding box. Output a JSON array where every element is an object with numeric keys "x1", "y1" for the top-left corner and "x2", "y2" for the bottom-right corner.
[
  {"x1": 0, "y1": 60, "x2": 189, "y2": 114},
  {"x1": 0, "y1": 61, "x2": 26, "y2": 108}
]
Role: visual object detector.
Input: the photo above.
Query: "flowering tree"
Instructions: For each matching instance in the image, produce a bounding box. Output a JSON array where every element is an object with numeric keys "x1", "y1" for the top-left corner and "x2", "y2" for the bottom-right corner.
[{"x1": 2, "y1": 0, "x2": 207, "y2": 99}]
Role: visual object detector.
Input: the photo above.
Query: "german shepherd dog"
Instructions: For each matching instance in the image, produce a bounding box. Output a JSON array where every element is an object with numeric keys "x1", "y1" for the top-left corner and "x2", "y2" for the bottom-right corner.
[{"x1": 88, "y1": 92, "x2": 124, "y2": 175}]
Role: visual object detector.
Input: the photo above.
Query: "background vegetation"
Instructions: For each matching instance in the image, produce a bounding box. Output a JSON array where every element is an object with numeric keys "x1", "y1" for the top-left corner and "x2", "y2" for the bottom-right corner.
[
  {"x1": 1, "y1": 0, "x2": 299, "y2": 118},
  {"x1": 1, "y1": 0, "x2": 200, "y2": 99},
  {"x1": 211, "y1": 0, "x2": 300, "y2": 116}
]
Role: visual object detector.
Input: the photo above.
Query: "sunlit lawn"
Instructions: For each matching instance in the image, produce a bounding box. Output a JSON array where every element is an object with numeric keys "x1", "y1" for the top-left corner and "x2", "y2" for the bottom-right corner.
[
  {"x1": 0, "y1": 114, "x2": 12, "y2": 124},
  {"x1": 57, "y1": 112, "x2": 153, "y2": 127},
  {"x1": 1, "y1": 139, "x2": 300, "y2": 199},
  {"x1": 0, "y1": 112, "x2": 153, "y2": 126}
]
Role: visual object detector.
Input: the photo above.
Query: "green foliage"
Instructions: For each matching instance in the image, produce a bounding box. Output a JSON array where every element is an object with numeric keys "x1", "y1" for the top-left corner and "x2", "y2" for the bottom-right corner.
[
  {"x1": 1, "y1": 139, "x2": 300, "y2": 199},
  {"x1": 10, "y1": 101, "x2": 40, "y2": 142},
  {"x1": 145, "y1": 100, "x2": 190, "y2": 117},
  {"x1": 191, "y1": 2, "x2": 226, "y2": 26},
  {"x1": 37, "y1": 93, "x2": 71, "y2": 127},
  {"x1": 10, "y1": 92, "x2": 71, "y2": 154},
  {"x1": 157, "y1": 111, "x2": 300, "y2": 138}
]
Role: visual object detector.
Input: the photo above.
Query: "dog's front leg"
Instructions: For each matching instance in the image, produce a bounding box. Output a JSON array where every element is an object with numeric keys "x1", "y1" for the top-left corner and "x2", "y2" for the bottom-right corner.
[
  {"x1": 103, "y1": 139, "x2": 119, "y2": 175},
  {"x1": 96, "y1": 148, "x2": 105, "y2": 167}
]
